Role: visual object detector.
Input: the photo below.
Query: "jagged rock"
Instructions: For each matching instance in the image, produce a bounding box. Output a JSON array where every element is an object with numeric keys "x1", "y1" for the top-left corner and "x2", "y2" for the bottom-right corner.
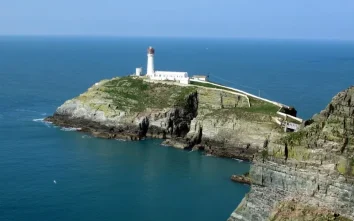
[
  {"x1": 138, "y1": 117, "x2": 149, "y2": 138},
  {"x1": 228, "y1": 86, "x2": 354, "y2": 221},
  {"x1": 46, "y1": 76, "x2": 281, "y2": 161},
  {"x1": 231, "y1": 175, "x2": 251, "y2": 185},
  {"x1": 49, "y1": 76, "x2": 343, "y2": 220}
]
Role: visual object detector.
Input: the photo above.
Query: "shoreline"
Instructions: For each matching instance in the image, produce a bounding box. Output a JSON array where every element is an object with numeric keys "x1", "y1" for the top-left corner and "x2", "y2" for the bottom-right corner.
[{"x1": 45, "y1": 114, "x2": 255, "y2": 162}]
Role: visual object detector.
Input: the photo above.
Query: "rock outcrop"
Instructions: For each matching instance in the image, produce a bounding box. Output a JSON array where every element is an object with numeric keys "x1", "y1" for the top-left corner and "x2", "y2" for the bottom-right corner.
[
  {"x1": 46, "y1": 76, "x2": 282, "y2": 160},
  {"x1": 50, "y1": 76, "x2": 354, "y2": 220},
  {"x1": 46, "y1": 76, "x2": 354, "y2": 220},
  {"x1": 231, "y1": 174, "x2": 251, "y2": 185},
  {"x1": 228, "y1": 86, "x2": 354, "y2": 221}
]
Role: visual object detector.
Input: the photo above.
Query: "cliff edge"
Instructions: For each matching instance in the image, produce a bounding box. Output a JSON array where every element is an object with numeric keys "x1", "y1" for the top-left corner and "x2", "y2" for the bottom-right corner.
[
  {"x1": 45, "y1": 76, "x2": 354, "y2": 220},
  {"x1": 229, "y1": 86, "x2": 354, "y2": 221},
  {"x1": 46, "y1": 76, "x2": 285, "y2": 160}
]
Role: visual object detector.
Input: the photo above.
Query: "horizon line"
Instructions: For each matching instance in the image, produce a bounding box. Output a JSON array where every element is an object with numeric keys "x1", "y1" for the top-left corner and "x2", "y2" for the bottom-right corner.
[{"x1": 0, "y1": 34, "x2": 354, "y2": 42}]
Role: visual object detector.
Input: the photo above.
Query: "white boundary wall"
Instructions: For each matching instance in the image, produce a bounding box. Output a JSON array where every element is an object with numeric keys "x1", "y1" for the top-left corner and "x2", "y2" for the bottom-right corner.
[
  {"x1": 190, "y1": 79, "x2": 303, "y2": 122},
  {"x1": 190, "y1": 79, "x2": 286, "y2": 107},
  {"x1": 276, "y1": 111, "x2": 303, "y2": 123}
]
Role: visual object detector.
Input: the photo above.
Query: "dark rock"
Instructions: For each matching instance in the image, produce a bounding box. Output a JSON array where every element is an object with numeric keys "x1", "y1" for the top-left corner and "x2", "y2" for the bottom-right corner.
[{"x1": 230, "y1": 175, "x2": 251, "y2": 185}]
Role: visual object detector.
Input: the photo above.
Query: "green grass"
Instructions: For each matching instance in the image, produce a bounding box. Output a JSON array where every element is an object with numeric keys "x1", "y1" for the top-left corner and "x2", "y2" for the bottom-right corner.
[
  {"x1": 101, "y1": 76, "x2": 197, "y2": 112},
  {"x1": 95, "y1": 77, "x2": 280, "y2": 117},
  {"x1": 246, "y1": 97, "x2": 280, "y2": 115},
  {"x1": 191, "y1": 80, "x2": 279, "y2": 115},
  {"x1": 190, "y1": 81, "x2": 237, "y2": 92},
  {"x1": 280, "y1": 130, "x2": 306, "y2": 146},
  {"x1": 337, "y1": 158, "x2": 347, "y2": 174},
  {"x1": 202, "y1": 100, "x2": 279, "y2": 119},
  {"x1": 269, "y1": 200, "x2": 352, "y2": 221},
  {"x1": 337, "y1": 158, "x2": 354, "y2": 176},
  {"x1": 202, "y1": 108, "x2": 275, "y2": 123}
]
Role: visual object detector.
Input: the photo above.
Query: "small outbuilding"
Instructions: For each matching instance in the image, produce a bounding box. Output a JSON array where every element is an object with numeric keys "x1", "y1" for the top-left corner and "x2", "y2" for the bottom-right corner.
[
  {"x1": 136, "y1": 67, "x2": 143, "y2": 76},
  {"x1": 192, "y1": 75, "x2": 209, "y2": 81}
]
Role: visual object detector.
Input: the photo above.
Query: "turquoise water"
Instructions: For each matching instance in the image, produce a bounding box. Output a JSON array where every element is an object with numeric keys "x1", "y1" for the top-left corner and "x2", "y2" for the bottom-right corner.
[{"x1": 1, "y1": 37, "x2": 354, "y2": 221}]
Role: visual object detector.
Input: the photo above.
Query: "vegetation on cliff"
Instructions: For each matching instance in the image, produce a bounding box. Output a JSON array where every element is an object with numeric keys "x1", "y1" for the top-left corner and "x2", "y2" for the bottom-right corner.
[
  {"x1": 259, "y1": 86, "x2": 354, "y2": 175},
  {"x1": 191, "y1": 80, "x2": 280, "y2": 115},
  {"x1": 101, "y1": 77, "x2": 198, "y2": 112},
  {"x1": 76, "y1": 76, "x2": 282, "y2": 122},
  {"x1": 269, "y1": 200, "x2": 351, "y2": 221},
  {"x1": 229, "y1": 86, "x2": 354, "y2": 221},
  {"x1": 50, "y1": 76, "x2": 291, "y2": 161}
]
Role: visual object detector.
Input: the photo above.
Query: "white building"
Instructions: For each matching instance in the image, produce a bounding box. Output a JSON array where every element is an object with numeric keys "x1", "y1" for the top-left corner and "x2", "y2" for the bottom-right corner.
[
  {"x1": 192, "y1": 75, "x2": 209, "y2": 81},
  {"x1": 137, "y1": 46, "x2": 190, "y2": 84},
  {"x1": 135, "y1": 67, "x2": 142, "y2": 76},
  {"x1": 150, "y1": 71, "x2": 190, "y2": 84}
]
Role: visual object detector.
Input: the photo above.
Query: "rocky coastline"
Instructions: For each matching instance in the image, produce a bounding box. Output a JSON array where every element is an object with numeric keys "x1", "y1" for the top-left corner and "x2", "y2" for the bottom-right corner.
[
  {"x1": 46, "y1": 76, "x2": 354, "y2": 220},
  {"x1": 228, "y1": 86, "x2": 354, "y2": 221},
  {"x1": 45, "y1": 76, "x2": 273, "y2": 160}
]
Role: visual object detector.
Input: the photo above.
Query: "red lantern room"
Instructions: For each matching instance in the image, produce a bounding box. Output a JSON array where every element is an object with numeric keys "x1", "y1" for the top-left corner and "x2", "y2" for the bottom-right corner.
[{"x1": 147, "y1": 46, "x2": 155, "y2": 54}]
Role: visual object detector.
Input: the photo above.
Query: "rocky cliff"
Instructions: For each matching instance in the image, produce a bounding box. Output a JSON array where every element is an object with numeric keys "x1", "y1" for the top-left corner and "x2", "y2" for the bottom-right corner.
[
  {"x1": 46, "y1": 76, "x2": 283, "y2": 160},
  {"x1": 49, "y1": 76, "x2": 350, "y2": 220},
  {"x1": 228, "y1": 86, "x2": 354, "y2": 221}
]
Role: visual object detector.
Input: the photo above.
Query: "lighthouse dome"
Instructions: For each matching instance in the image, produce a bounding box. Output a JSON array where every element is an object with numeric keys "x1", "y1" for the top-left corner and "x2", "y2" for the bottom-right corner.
[{"x1": 147, "y1": 47, "x2": 155, "y2": 54}]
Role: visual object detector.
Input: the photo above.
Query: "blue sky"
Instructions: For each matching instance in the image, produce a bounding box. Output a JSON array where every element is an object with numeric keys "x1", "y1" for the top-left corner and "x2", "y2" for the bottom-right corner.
[{"x1": 1, "y1": 0, "x2": 354, "y2": 40}]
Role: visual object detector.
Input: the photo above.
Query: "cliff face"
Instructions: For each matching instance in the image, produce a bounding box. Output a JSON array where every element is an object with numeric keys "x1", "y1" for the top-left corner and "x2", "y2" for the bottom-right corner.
[
  {"x1": 45, "y1": 77, "x2": 354, "y2": 220},
  {"x1": 228, "y1": 86, "x2": 354, "y2": 221},
  {"x1": 46, "y1": 76, "x2": 282, "y2": 160},
  {"x1": 186, "y1": 92, "x2": 282, "y2": 159},
  {"x1": 47, "y1": 77, "x2": 199, "y2": 140}
]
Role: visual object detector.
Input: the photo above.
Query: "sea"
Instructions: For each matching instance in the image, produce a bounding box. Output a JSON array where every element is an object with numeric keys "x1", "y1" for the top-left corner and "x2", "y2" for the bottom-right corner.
[{"x1": 0, "y1": 36, "x2": 353, "y2": 221}]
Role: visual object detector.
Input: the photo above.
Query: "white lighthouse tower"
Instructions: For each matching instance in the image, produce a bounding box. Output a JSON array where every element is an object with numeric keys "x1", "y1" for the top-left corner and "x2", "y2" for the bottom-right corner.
[{"x1": 146, "y1": 46, "x2": 155, "y2": 76}]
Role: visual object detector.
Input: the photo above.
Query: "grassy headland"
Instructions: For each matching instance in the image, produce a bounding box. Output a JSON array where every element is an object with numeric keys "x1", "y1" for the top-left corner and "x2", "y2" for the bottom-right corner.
[
  {"x1": 190, "y1": 80, "x2": 280, "y2": 115},
  {"x1": 102, "y1": 77, "x2": 197, "y2": 112}
]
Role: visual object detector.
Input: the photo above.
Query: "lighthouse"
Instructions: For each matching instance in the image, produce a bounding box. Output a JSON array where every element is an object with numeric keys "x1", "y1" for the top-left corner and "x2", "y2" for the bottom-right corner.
[
  {"x1": 147, "y1": 46, "x2": 155, "y2": 76},
  {"x1": 134, "y1": 46, "x2": 189, "y2": 84}
]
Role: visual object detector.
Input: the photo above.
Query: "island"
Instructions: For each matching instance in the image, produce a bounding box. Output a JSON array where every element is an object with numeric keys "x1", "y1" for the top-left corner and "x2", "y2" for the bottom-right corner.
[
  {"x1": 45, "y1": 76, "x2": 354, "y2": 220},
  {"x1": 46, "y1": 75, "x2": 298, "y2": 160},
  {"x1": 45, "y1": 47, "x2": 354, "y2": 220}
]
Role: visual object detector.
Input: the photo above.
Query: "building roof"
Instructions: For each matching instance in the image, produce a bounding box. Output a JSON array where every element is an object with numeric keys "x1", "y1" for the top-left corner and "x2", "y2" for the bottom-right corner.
[
  {"x1": 155, "y1": 71, "x2": 188, "y2": 75},
  {"x1": 192, "y1": 75, "x2": 208, "y2": 78}
]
